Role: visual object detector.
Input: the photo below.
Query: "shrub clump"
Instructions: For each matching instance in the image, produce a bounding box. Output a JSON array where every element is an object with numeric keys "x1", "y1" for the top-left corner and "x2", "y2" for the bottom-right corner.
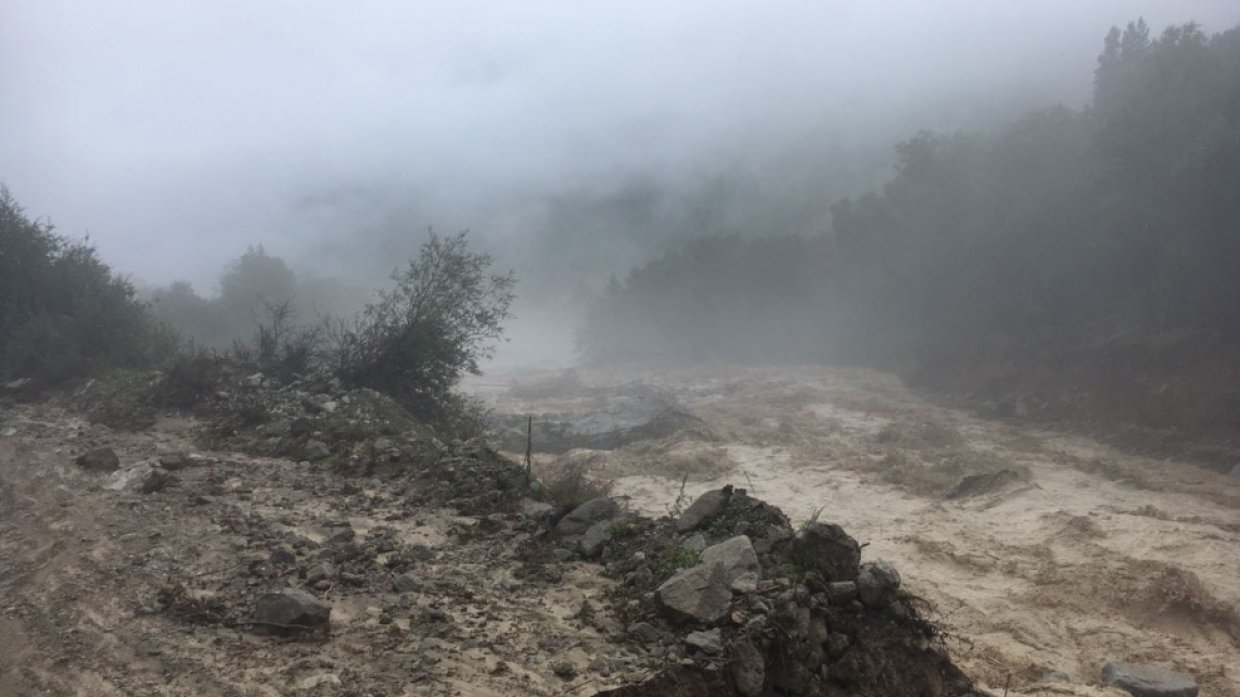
[{"x1": 0, "y1": 186, "x2": 176, "y2": 387}]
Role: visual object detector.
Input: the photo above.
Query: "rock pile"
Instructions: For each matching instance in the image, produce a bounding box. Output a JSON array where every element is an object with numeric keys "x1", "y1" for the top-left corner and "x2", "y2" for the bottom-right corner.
[{"x1": 555, "y1": 487, "x2": 977, "y2": 697}]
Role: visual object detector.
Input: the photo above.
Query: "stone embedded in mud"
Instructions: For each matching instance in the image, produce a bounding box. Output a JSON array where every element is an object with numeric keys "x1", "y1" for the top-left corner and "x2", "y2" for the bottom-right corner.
[
  {"x1": 253, "y1": 589, "x2": 331, "y2": 629},
  {"x1": 140, "y1": 468, "x2": 177, "y2": 494},
  {"x1": 657, "y1": 562, "x2": 733, "y2": 624},
  {"x1": 684, "y1": 628, "x2": 723, "y2": 655},
  {"x1": 790, "y1": 521, "x2": 861, "y2": 581},
  {"x1": 392, "y1": 571, "x2": 420, "y2": 593},
  {"x1": 731, "y1": 635, "x2": 766, "y2": 697},
  {"x1": 157, "y1": 452, "x2": 191, "y2": 470},
  {"x1": 1102, "y1": 662, "x2": 1199, "y2": 697},
  {"x1": 628, "y1": 621, "x2": 662, "y2": 644},
  {"x1": 75, "y1": 446, "x2": 120, "y2": 472},
  {"x1": 304, "y1": 440, "x2": 331, "y2": 461},
  {"x1": 675, "y1": 487, "x2": 732, "y2": 532},
  {"x1": 856, "y1": 560, "x2": 902, "y2": 608},
  {"x1": 555, "y1": 497, "x2": 620, "y2": 537}
]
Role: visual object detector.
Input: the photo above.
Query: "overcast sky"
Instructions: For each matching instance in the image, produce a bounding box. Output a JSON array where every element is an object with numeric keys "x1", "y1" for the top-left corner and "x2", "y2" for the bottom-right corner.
[{"x1": 3, "y1": 1, "x2": 1238, "y2": 291}]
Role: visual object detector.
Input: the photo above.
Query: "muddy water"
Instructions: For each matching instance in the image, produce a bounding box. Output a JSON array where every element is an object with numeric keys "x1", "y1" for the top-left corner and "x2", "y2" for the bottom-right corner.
[{"x1": 468, "y1": 364, "x2": 1240, "y2": 697}]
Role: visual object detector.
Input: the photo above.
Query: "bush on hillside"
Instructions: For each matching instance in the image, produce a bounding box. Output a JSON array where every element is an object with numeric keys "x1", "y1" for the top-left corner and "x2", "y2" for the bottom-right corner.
[
  {"x1": 0, "y1": 186, "x2": 176, "y2": 386},
  {"x1": 331, "y1": 232, "x2": 515, "y2": 423}
]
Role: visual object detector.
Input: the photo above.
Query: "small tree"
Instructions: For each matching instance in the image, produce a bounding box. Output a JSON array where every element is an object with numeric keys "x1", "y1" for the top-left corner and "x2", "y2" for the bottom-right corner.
[{"x1": 332, "y1": 232, "x2": 515, "y2": 422}]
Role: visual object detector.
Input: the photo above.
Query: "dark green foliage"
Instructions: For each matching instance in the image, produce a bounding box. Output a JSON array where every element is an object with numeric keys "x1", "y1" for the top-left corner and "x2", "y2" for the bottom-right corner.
[
  {"x1": 331, "y1": 232, "x2": 515, "y2": 423},
  {"x1": 0, "y1": 187, "x2": 176, "y2": 386}
]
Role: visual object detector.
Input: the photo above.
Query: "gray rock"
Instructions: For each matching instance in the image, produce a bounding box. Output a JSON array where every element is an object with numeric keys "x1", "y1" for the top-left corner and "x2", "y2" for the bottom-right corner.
[
  {"x1": 1041, "y1": 671, "x2": 1071, "y2": 684},
  {"x1": 857, "y1": 560, "x2": 901, "y2": 608},
  {"x1": 392, "y1": 572, "x2": 420, "y2": 593},
  {"x1": 826, "y1": 631, "x2": 850, "y2": 658},
  {"x1": 4, "y1": 378, "x2": 32, "y2": 391},
  {"x1": 306, "y1": 562, "x2": 334, "y2": 583},
  {"x1": 552, "y1": 547, "x2": 574, "y2": 562},
  {"x1": 140, "y1": 468, "x2": 176, "y2": 494},
  {"x1": 700, "y1": 535, "x2": 761, "y2": 586},
  {"x1": 157, "y1": 452, "x2": 191, "y2": 470},
  {"x1": 579, "y1": 520, "x2": 615, "y2": 558},
  {"x1": 75, "y1": 447, "x2": 120, "y2": 472},
  {"x1": 826, "y1": 581, "x2": 858, "y2": 602},
  {"x1": 304, "y1": 440, "x2": 331, "y2": 461},
  {"x1": 676, "y1": 487, "x2": 732, "y2": 532},
  {"x1": 253, "y1": 589, "x2": 331, "y2": 628},
  {"x1": 731, "y1": 636, "x2": 765, "y2": 697},
  {"x1": 1102, "y1": 661, "x2": 1198, "y2": 697},
  {"x1": 656, "y1": 562, "x2": 733, "y2": 624},
  {"x1": 551, "y1": 660, "x2": 577, "y2": 678},
  {"x1": 684, "y1": 628, "x2": 723, "y2": 655},
  {"x1": 790, "y1": 521, "x2": 861, "y2": 581},
  {"x1": 627, "y1": 621, "x2": 661, "y2": 643},
  {"x1": 1229, "y1": 464, "x2": 1240, "y2": 480},
  {"x1": 554, "y1": 497, "x2": 620, "y2": 537},
  {"x1": 245, "y1": 372, "x2": 264, "y2": 387},
  {"x1": 520, "y1": 499, "x2": 556, "y2": 520}
]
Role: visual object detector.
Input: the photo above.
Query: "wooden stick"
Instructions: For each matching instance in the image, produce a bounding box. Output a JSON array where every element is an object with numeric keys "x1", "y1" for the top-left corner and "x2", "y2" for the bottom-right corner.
[{"x1": 524, "y1": 415, "x2": 533, "y2": 485}]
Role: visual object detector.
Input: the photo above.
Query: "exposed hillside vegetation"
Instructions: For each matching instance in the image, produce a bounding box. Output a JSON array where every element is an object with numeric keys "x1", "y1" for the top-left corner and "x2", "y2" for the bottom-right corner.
[{"x1": 581, "y1": 20, "x2": 1240, "y2": 440}]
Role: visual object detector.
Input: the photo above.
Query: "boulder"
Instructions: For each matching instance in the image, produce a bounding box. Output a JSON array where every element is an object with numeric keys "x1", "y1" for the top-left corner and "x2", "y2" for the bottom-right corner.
[
  {"x1": 789, "y1": 521, "x2": 861, "y2": 581},
  {"x1": 731, "y1": 636, "x2": 766, "y2": 697},
  {"x1": 700, "y1": 535, "x2": 761, "y2": 586},
  {"x1": 627, "y1": 621, "x2": 661, "y2": 643},
  {"x1": 75, "y1": 447, "x2": 120, "y2": 472},
  {"x1": 579, "y1": 520, "x2": 615, "y2": 558},
  {"x1": 856, "y1": 560, "x2": 901, "y2": 608},
  {"x1": 253, "y1": 589, "x2": 331, "y2": 628},
  {"x1": 158, "y1": 452, "x2": 191, "y2": 470},
  {"x1": 676, "y1": 486, "x2": 732, "y2": 532},
  {"x1": 1101, "y1": 662, "x2": 1198, "y2": 697},
  {"x1": 140, "y1": 468, "x2": 177, "y2": 494},
  {"x1": 684, "y1": 628, "x2": 723, "y2": 655},
  {"x1": 392, "y1": 572, "x2": 421, "y2": 593},
  {"x1": 656, "y1": 562, "x2": 733, "y2": 624},
  {"x1": 554, "y1": 497, "x2": 620, "y2": 537},
  {"x1": 657, "y1": 536, "x2": 762, "y2": 623},
  {"x1": 304, "y1": 440, "x2": 331, "y2": 461}
]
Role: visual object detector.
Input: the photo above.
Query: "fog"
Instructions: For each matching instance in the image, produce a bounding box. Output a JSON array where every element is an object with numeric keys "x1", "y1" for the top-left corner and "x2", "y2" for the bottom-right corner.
[{"x1": 4, "y1": 0, "x2": 1239, "y2": 368}]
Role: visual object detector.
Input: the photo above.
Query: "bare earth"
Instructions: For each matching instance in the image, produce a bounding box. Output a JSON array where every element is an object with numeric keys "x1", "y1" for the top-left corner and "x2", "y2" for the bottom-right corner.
[
  {"x1": 470, "y1": 364, "x2": 1240, "y2": 697},
  {"x1": 0, "y1": 408, "x2": 644, "y2": 696}
]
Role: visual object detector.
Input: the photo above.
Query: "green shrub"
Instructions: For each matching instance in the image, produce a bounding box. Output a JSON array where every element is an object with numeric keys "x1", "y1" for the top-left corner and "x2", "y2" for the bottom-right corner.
[
  {"x1": 0, "y1": 186, "x2": 177, "y2": 386},
  {"x1": 331, "y1": 232, "x2": 515, "y2": 424}
]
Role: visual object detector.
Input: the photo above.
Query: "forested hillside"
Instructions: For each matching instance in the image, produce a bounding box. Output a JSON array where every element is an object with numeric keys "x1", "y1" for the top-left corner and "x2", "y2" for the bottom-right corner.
[{"x1": 581, "y1": 20, "x2": 1240, "y2": 439}]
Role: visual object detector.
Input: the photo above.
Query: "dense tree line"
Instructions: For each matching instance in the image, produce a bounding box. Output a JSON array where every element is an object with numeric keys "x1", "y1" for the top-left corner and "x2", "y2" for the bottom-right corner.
[
  {"x1": 0, "y1": 187, "x2": 175, "y2": 384},
  {"x1": 581, "y1": 20, "x2": 1240, "y2": 434}
]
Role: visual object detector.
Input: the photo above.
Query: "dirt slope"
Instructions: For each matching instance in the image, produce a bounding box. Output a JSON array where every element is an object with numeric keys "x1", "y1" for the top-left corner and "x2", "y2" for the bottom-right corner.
[
  {"x1": 470, "y1": 364, "x2": 1240, "y2": 697},
  {"x1": 0, "y1": 406, "x2": 644, "y2": 696}
]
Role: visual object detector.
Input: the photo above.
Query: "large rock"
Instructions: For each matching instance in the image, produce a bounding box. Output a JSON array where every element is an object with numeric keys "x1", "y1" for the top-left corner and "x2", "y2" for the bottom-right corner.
[
  {"x1": 75, "y1": 447, "x2": 120, "y2": 472},
  {"x1": 700, "y1": 535, "x2": 760, "y2": 587},
  {"x1": 254, "y1": 589, "x2": 331, "y2": 629},
  {"x1": 789, "y1": 521, "x2": 861, "y2": 581},
  {"x1": 579, "y1": 520, "x2": 616, "y2": 558},
  {"x1": 657, "y1": 536, "x2": 760, "y2": 623},
  {"x1": 676, "y1": 486, "x2": 732, "y2": 532},
  {"x1": 684, "y1": 628, "x2": 723, "y2": 655},
  {"x1": 555, "y1": 497, "x2": 620, "y2": 537},
  {"x1": 1101, "y1": 662, "x2": 1198, "y2": 697},
  {"x1": 856, "y1": 560, "x2": 901, "y2": 608},
  {"x1": 656, "y1": 562, "x2": 733, "y2": 624},
  {"x1": 140, "y1": 468, "x2": 177, "y2": 494},
  {"x1": 731, "y1": 635, "x2": 766, "y2": 697}
]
